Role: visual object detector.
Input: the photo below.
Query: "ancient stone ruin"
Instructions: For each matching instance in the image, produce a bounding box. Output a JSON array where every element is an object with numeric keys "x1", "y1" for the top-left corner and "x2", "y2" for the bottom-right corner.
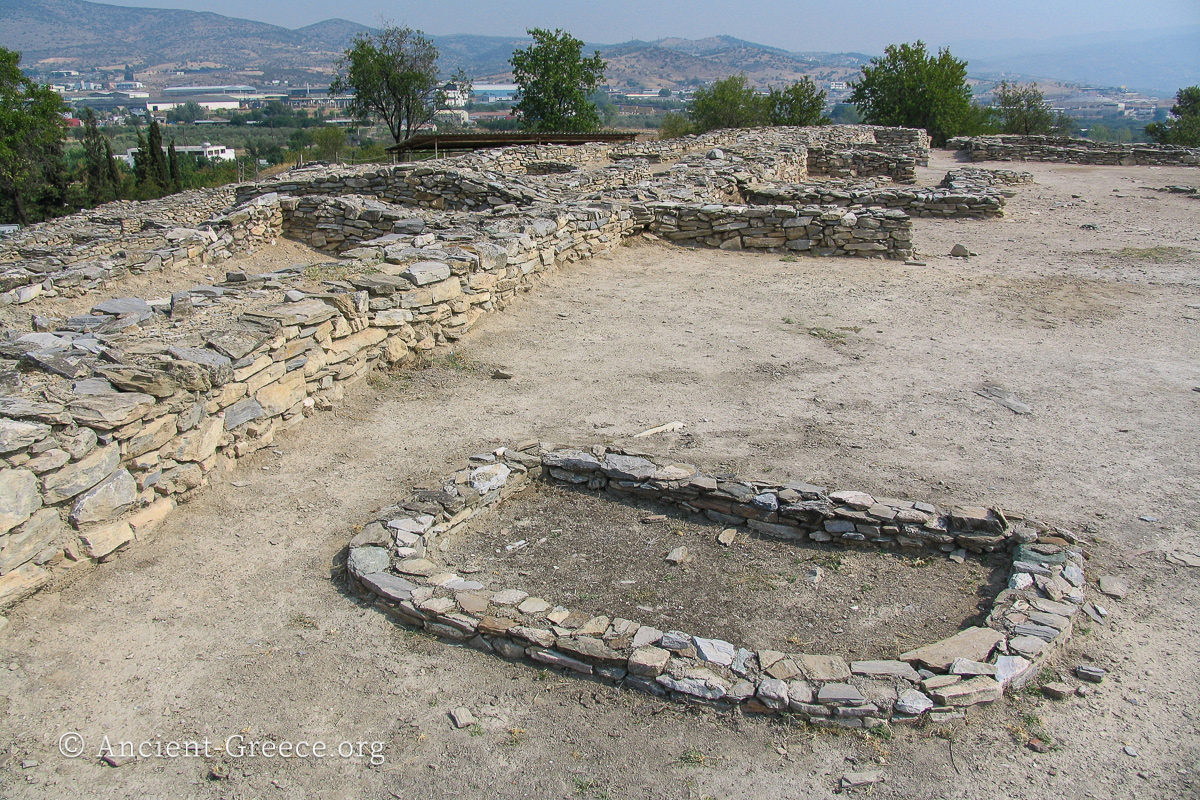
[
  {"x1": 0, "y1": 123, "x2": 1119, "y2": 727},
  {"x1": 345, "y1": 442, "x2": 1095, "y2": 726}
]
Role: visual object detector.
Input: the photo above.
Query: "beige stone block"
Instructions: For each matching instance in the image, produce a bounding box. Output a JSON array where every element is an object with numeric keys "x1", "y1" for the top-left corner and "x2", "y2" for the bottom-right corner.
[
  {"x1": 127, "y1": 498, "x2": 176, "y2": 539},
  {"x1": 256, "y1": 371, "x2": 307, "y2": 416},
  {"x1": 78, "y1": 520, "x2": 133, "y2": 559},
  {"x1": 245, "y1": 361, "x2": 286, "y2": 395},
  {"x1": 0, "y1": 562, "x2": 50, "y2": 607},
  {"x1": 164, "y1": 416, "x2": 224, "y2": 463}
]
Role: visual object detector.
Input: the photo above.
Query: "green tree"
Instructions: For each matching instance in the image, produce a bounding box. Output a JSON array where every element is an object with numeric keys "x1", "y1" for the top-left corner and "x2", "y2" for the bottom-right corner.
[
  {"x1": 145, "y1": 120, "x2": 170, "y2": 190},
  {"x1": 849, "y1": 41, "x2": 977, "y2": 146},
  {"x1": 167, "y1": 101, "x2": 205, "y2": 124},
  {"x1": 168, "y1": 139, "x2": 182, "y2": 192},
  {"x1": 658, "y1": 112, "x2": 695, "y2": 139},
  {"x1": 103, "y1": 139, "x2": 121, "y2": 194},
  {"x1": 132, "y1": 129, "x2": 149, "y2": 186},
  {"x1": 80, "y1": 107, "x2": 119, "y2": 205},
  {"x1": 689, "y1": 75, "x2": 766, "y2": 132},
  {"x1": 311, "y1": 125, "x2": 347, "y2": 162},
  {"x1": 330, "y1": 24, "x2": 444, "y2": 145},
  {"x1": 993, "y1": 81, "x2": 1072, "y2": 135},
  {"x1": 766, "y1": 78, "x2": 829, "y2": 127},
  {"x1": 1145, "y1": 86, "x2": 1200, "y2": 147},
  {"x1": 510, "y1": 28, "x2": 607, "y2": 133},
  {"x1": 0, "y1": 47, "x2": 69, "y2": 224}
]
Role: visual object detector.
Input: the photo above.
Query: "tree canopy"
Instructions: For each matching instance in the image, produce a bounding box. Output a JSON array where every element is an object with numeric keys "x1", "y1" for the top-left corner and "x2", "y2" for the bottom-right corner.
[
  {"x1": 510, "y1": 28, "x2": 607, "y2": 133},
  {"x1": 1145, "y1": 86, "x2": 1200, "y2": 147},
  {"x1": 660, "y1": 75, "x2": 828, "y2": 137},
  {"x1": 0, "y1": 47, "x2": 69, "y2": 224},
  {"x1": 849, "y1": 41, "x2": 976, "y2": 146},
  {"x1": 330, "y1": 25, "x2": 444, "y2": 144},
  {"x1": 992, "y1": 81, "x2": 1072, "y2": 136}
]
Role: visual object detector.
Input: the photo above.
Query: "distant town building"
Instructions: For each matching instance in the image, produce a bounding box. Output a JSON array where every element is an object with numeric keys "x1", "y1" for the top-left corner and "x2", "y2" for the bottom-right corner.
[
  {"x1": 120, "y1": 142, "x2": 235, "y2": 167},
  {"x1": 163, "y1": 85, "x2": 258, "y2": 97},
  {"x1": 147, "y1": 95, "x2": 244, "y2": 113},
  {"x1": 114, "y1": 81, "x2": 144, "y2": 90},
  {"x1": 473, "y1": 83, "x2": 519, "y2": 103},
  {"x1": 441, "y1": 83, "x2": 469, "y2": 108}
]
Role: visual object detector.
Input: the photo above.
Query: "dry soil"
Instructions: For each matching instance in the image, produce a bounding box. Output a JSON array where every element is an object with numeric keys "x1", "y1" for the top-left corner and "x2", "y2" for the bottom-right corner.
[{"x1": 0, "y1": 153, "x2": 1198, "y2": 799}]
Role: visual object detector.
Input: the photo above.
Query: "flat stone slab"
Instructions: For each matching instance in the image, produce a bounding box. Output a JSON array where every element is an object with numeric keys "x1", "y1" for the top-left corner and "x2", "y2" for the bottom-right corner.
[
  {"x1": 799, "y1": 653, "x2": 851, "y2": 681},
  {"x1": 932, "y1": 675, "x2": 1003, "y2": 706},
  {"x1": 816, "y1": 683, "x2": 866, "y2": 706},
  {"x1": 895, "y1": 689, "x2": 935, "y2": 715},
  {"x1": 693, "y1": 636, "x2": 736, "y2": 666},
  {"x1": 900, "y1": 627, "x2": 1004, "y2": 671},
  {"x1": 851, "y1": 660, "x2": 920, "y2": 681}
]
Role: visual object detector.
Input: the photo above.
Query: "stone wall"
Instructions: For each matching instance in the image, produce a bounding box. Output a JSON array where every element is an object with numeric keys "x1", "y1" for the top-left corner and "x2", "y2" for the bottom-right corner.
[
  {"x1": 743, "y1": 166, "x2": 1032, "y2": 218},
  {"x1": 640, "y1": 202, "x2": 913, "y2": 258},
  {"x1": 949, "y1": 135, "x2": 1200, "y2": 166},
  {"x1": 345, "y1": 443, "x2": 1091, "y2": 726},
  {"x1": 0, "y1": 195, "x2": 282, "y2": 304},
  {"x1": 0, "y1": 198, "x2": 653, "y2": 608}
]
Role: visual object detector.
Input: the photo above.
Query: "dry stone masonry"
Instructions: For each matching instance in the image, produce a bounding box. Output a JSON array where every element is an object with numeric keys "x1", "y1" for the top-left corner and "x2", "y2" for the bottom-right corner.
[
  {"x1": 949, "y1": 135, "x2": 1200, "y2": 166},
  {"x1": 0, "y1": 124, "x2": 1033, "y2": 612},
  {"x1": 346, "y1": 443, "x2": 1093, "y2": 728}
]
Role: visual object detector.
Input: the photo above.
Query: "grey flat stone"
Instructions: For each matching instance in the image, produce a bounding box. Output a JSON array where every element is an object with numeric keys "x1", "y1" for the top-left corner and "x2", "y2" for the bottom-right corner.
[
  {"x1": 542, "y1": 449, "x2": 601, "y2": 472},
  {"x1": 601, "y1": 453, "x2": 657, "y2": 481},
  {"x1": 360, "y1": 572, "x2": 417, "y2": 602},
  {"x1": 851, "y1": 660, "x2": 920, "y2": 681},
  {"x1": 894, "y1": 689, "x2": 934, "y2": 715},
  {"x1": 69, "y1": 468, "x2": 136, "y2": 526},
  {"x1": 693, "y1": 636, "x2": 736, "y2": 666},
  {"x1": 401, "y1": 261, "x2": 451, "y2": 286},
  {"x1": 817, "y1": 683, "x2": 866, "y2": 706},
  {"x1": 347, "y1": 546, "x2": 391, "y2": 578},
  {"x1": 0, "y1": 469, "x2": 41, "y2": 535}
]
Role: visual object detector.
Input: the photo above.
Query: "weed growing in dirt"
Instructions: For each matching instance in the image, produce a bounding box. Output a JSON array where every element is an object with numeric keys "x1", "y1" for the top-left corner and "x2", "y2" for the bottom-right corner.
[
  {"x1": 572, "y1": 776, "x2": 610, "y2": 798},
  {"x1": 469, "y1": 723, "x2": 483, "y2": 737},
  {"x1": 814, "y1": 553, "x2": 845, "y2": 572},
  {"x1": 1116, "y1": 246, "x2": 1191, "y2": 262},
  {"x1": 505, "y1": 728, "x2": 527, "y2": 746},
  {"x1": 287, "y1": 612, "x2": 319, "y2": 629},
  {"x1": 416, "y1": 350, "x2": 490, "y2": 376},
  {"x1": 679, "y1": 748, "x2": 707, "y2": 765},
  {"x1": 806, "y1": 326, "x2": 847, "y2": 342}
]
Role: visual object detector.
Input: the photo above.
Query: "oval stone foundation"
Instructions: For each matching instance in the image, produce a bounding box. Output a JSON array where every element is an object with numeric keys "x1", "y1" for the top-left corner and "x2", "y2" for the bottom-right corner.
[{"x1": 346, "y1": 441, "x2": 1090, "y2": 727}]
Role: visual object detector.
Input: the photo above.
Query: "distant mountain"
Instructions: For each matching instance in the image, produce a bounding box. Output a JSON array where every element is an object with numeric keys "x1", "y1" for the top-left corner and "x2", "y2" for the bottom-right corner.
[
  {"x1": 294, "y1": 18, "x2": 374, "y2": 51},
  {"x1": 0, "y1": 0, "x2": 1191, "y2": 93},
  {"x1": 951, "y1": 26, "x2": 1200, "y2": 94},
  {"x1": 0, "y1": 0, "x2": 337, "y2": 71}
]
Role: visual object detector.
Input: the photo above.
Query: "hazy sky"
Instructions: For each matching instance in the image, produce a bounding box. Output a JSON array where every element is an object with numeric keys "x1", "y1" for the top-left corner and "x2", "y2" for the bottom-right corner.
[{"x1": 105, "y1": 0, "x2": 1199, "y2": 51}]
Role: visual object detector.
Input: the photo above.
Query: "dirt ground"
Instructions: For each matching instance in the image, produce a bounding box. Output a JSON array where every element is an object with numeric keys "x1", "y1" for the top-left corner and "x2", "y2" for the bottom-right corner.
[
  {"x1": 1, "y1": 153, "x2": 1199, "y2": 799},
  {"x1": 442, "y1": 482, "x2": 1004, "y2": 659}
]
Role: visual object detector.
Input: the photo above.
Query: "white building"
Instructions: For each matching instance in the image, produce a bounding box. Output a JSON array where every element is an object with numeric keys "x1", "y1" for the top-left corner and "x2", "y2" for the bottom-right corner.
[
  {"x1": 120, "y1": 142, "x2": 235, "y2": 167},
  {"x1": 146, "y1": 96, "x2": 243, "y2": 113},
  {"x1": 473, "y1": 83, "x2": 519, "y2": 103}
]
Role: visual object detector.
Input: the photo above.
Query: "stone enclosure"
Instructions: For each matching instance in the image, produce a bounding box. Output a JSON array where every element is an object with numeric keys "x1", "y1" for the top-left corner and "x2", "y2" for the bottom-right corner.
[
  {"x1": 1, "y1": 122, "x2": 1158, "y2": 727},
  {"x1": 345, "y1": 443, "x2": 1096, "y2": 726}
]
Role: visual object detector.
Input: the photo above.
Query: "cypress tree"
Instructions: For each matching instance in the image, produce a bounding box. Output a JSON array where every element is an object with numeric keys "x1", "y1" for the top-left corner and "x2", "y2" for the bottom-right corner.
[
  {"x1": 146, "y1": 120, "x2": 170, "y2": 189},
  {"x1": 103, "y1": 139, "x2": 122, "y2": 199},
  {"x1": 133, "y1": 129, "x2": 149, "y2": 187},
  {"x1": 168, "y1": 139, "x2": 182, "y2": 193},
  {"x1": 80, "y1": 108, "x2": 109, "y2": 205}
]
